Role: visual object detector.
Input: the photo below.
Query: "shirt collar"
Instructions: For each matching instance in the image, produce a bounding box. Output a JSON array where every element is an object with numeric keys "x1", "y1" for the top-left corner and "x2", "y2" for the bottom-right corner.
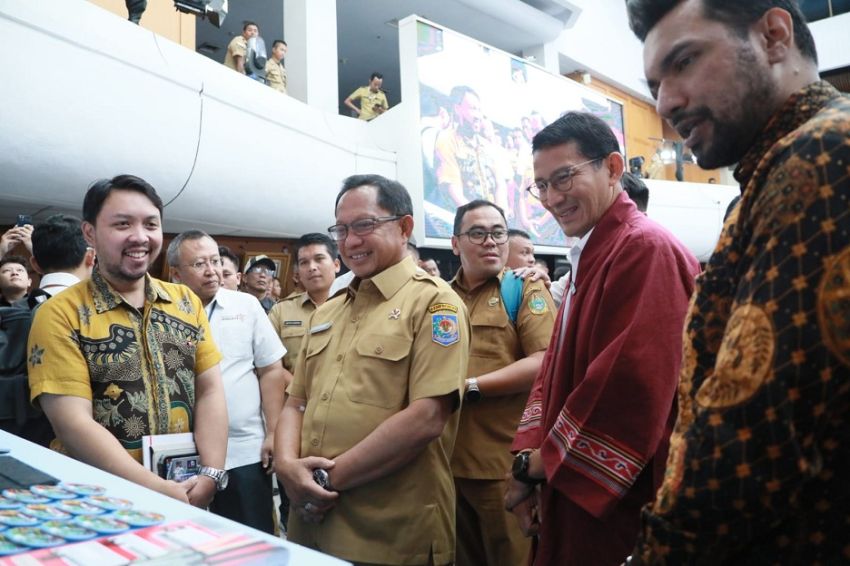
[
  {"x1": 39, "y1": 272, "x2": 81, "y2": 291},
  {"x1": 353, "y1": 256, "x2": 418, "y2": 300},
  {"x1": 89, "y1": 268, "x2": 171, "y2": 314},
  {"x1": 735, "y1": 81, "x2": 841, "y2": 186},
  {"x1": 450, "y1": 266, "x2": 505, "y2": 294}
]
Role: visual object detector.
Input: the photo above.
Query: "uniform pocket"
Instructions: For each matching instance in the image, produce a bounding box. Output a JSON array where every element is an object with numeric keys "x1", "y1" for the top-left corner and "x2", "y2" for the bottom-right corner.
[{"x1": 347, "y1": 334, "x2": 412, "y2": 408}]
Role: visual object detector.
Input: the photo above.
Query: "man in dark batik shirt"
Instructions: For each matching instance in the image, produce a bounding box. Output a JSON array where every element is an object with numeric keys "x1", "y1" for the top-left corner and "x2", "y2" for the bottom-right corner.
[{"x1": 627, "y1": 0, "x2": 850, "y2": 563}]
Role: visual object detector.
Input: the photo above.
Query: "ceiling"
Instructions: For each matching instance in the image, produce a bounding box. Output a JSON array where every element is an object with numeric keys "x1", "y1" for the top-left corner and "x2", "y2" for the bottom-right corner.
[{"x1": 194, "y1": 0, "x2": 575, "y2": 114}]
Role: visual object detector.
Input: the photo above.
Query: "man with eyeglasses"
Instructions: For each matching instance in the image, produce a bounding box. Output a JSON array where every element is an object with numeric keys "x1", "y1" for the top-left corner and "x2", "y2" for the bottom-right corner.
[
  {"x1": 449, "y1": 200, "x2": 555, "y2": 566},
  {"x1": 503, "y1": 113, "x2": 699, "y2": 566},
  {"x1": 168, "y1": 230, "x2": 289, "y2": 533},
  {"x1": 241, "y1": 255, "x2": 277, "y2": 313},
  {"x1": 275, "y1": 174, "x2": 470, "y2": 566}
]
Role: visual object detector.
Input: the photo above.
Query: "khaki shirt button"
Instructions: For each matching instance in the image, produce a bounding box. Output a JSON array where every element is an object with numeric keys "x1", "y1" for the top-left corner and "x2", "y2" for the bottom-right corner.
[
  {"x1": 336, "y1": 354, "x2": 343, "y2": 361},
  {"x1": 311, "y1": 438, "x2": 319, "y2": 446},
  {"x1": 351, "y1": 316, "x2": 358, "y2": 323},
  {"x1": 321, "y1": 393, "x2": 329, "y2": 401},
  {"x1": 375, "y1": 345, "x2": 384, "y2": 354}
]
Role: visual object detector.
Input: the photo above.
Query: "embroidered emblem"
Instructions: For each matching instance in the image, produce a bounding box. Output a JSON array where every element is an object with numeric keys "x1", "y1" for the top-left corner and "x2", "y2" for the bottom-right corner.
[
  {"x1": 432, "y1": 314, "x2": 460, "y2": 346},
  {"x1": 283, "y1": 320, "x2": 303, "y2": 327},
  {"x1": 122, "y1": 415, "x2": 146, "y2": 439},
  {"x1": 488, "y1": 297, "x2": 499, "y2": 307},
  {"x1": 104, "y1": 383, "x2": 124, "y2": 401},
  {"x1": 429, "y1": 303, "x2": 458, "y2": 314},
  {"x1": 28, "y1": 345, "x2": 45, "y2": 367},
  {"x1": 528, "y1": 295, "x2": 548, "y2": 315},
  {"x1": 695, "y1": 303, "x2": 775, "y2": 409},
  {"x1": 388, "y1": 308, "x2": 401, "y2": 320}
]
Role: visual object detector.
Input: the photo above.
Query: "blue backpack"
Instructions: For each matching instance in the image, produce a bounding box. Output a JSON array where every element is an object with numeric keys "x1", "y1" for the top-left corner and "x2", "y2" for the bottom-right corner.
[{"x1": 500, "y1": 270, "x2": 524, "y2": 324}]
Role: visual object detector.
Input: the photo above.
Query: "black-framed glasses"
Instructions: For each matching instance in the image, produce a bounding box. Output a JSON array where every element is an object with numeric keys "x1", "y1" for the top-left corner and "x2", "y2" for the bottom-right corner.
[
  {"x1": 456, "y1": 228, "x2": 509, "y2": 245},
  {"x1": 327, "y1": 216, "x2": 403, "y2": 241},
  {"x1": 526, "y1": 156, "x2": 605, "y2": 200}
]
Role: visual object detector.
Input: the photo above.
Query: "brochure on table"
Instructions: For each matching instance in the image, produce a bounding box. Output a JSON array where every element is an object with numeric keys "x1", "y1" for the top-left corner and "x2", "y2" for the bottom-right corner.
[{"x1": 0, "y1": 430, "x2": 349, "y2": 565}]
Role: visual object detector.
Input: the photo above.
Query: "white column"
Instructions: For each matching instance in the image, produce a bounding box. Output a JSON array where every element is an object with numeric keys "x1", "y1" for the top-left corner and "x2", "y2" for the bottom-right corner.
[{"x1": 284, "y1": 0, "x2": 339, "y2": 115}]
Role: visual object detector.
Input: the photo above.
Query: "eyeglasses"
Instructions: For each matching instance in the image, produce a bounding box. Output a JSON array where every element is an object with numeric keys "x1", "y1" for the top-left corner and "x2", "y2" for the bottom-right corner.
[
  {"x1": 184, "y1": 258, "x2": 222, "y2": 272},
  {"x1": 328, "y1": 216, "x2": 403, "y2": 241},
  {"x1": 456, "y1": 228, "x2": 509, "y2": 245},
  {"x1": 247, "y1": 267, "x2": 274, "y2": 276},
  {"x1": 526, "y1": 156, "x2": 604, "y2": 200}
]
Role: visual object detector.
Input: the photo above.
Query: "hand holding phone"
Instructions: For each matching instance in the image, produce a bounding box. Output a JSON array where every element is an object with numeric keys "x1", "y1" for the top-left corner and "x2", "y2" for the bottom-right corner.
[{"x1": 16, "y1": 214, "x2": 32, "y2": 227}]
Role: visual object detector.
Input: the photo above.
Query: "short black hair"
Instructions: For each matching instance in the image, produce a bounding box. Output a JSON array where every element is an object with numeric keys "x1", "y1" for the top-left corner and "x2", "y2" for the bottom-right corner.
[
  {"x1": 31, "y1": 214, "x2": 88, "y2": 272},
  {"x1": 532, "y1": 112, "x2": 620, "y2": 164},
  {"x1": 82, "y1": 175, "x2": 163, "y2": 224},
  {"x1": 272, "y1": 39, "x2": 287, "y2": 48},
  {"x1": 508, "y1": 228, "x2": 532, "y2": 240},
  {"x1": 621, "y1": 172, "x2": 650, "y2": 212},
  {"x1": 453, "y1": 200, "x2": 507, "y2": 236},
  {"x1": 243, "y1": 21, "x2": 258, "y2": 31},
  {"x1": 296, "y1": 233, "x2": 338, "y2": 260},
  {"x1": 0, "y1": 255, "x2": 28, "y2": 271},
  {"x1": 218, "y1": 245, "x2": 241, "y2": 271},
  {"x1": 166, "y1": 229, "x2": 213, "y2": 267},
  {"x1": 370, "y1": 72, "x2": 383, "y2": 81},
  {"x1": 335, "y1": 174, "x2": 413, "y2": 217},
  {"x1": 626, "y1": 0, "x2": 817, "y2": 63}
]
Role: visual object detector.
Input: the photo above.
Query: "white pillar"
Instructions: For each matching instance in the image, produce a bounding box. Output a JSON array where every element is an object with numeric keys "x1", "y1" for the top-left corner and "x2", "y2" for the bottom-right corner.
[{"x1": 284, "y1": 0, "x2": 339, "y2": 115}]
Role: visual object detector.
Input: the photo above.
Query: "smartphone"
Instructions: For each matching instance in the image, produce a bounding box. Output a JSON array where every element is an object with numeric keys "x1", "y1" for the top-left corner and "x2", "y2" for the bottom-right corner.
[{"x1": 16, "y1": 214, "x2": 32, "y2": 227}]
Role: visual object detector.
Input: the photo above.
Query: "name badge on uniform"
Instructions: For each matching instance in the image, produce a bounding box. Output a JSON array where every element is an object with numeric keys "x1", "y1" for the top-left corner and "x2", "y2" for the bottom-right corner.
[
  {"x1": 283, "y1": 320, "x2": 302, "y2": 326},
  {"x1": 310, "y1": 321, "x2": 333, "y2": 334},
  {"x1": 429, "y1": 303, "x2": 459, "y2": 347}
]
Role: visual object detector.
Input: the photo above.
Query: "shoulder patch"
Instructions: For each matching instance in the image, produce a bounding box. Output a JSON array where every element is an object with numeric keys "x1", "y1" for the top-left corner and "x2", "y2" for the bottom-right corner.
[
  {"x1": 432, "y1": 313, "x2": 460, "y2": 346},
  {"x1": 429, "y1": 303, "x2": 458, "y2": 313},
  {"x1": 528, "y1": 294, "x2": 548, "y2": 315}
]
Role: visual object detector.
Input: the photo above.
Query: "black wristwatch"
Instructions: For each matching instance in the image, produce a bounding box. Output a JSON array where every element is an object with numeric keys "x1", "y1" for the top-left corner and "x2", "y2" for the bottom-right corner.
[
  {"x1": 313, "y1": 468, "x2": 332, "y2": 491},
  {"x1": 464, "y1": 377, "x2": 482, "y2": 403},
  {"x1": 511, "y1": 451, "x2": 543, "y2": 485}
]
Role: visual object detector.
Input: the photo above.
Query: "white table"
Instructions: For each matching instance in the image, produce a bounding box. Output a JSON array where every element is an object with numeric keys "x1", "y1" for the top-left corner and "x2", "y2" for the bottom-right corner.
[{"x1": 0, "y1": 430, "x2": 349, "y2": 565}]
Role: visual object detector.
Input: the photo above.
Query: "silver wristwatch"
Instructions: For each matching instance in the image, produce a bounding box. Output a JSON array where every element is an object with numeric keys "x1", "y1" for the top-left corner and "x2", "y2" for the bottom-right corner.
[{"x1": 198, "y1": 466, "x2": 229, "y2": 491}]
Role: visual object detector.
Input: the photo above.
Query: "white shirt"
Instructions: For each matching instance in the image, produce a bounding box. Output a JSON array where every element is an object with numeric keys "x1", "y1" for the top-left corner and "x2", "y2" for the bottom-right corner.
[
  {"x1": 205, "y1": 288, "x2": 286, "y2": 470},
  {"x1": 38, "y1": 272, "x2": 81, "y2": 297},
  {"x1": 556, "y1": 228, "x2": 593, "y2": 339}
]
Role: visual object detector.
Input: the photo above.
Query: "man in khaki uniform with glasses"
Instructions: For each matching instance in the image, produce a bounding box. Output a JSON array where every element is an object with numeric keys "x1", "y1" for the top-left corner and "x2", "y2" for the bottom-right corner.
[
  {"x1": 450, "y1": 200, "x2": 555, "y2": 566},
  {"x1": 275, "y1": 174, "x2": 470, "y2": 566}
]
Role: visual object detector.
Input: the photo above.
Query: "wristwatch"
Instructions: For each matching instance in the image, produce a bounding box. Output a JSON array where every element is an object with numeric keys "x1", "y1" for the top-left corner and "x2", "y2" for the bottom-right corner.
[
  {"x1": 511, "y1": 451, "x2": 542, "y2": 485},
  {"x1": 313, "y1": 468, "x2": 332, "y2": 491},
  {"x1": 198, "y1": 466, "x2": 229, "y2": 491},
  {"x1": 464, "y1": 377, "x2": 482, "y2": 403}
]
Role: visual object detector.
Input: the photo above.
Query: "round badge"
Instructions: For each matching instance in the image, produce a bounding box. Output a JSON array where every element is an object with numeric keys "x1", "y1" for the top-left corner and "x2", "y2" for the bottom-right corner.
[
  {"x1": 60, "y1": 483, "x2": 106, "y2": 497},
  {"x1": 4, "y1": 527, "x2": 66, "y2": 548},
  {"x1": 0, "y1": 497, "x2": 22, "y2": 511},
  {"x1": 54, "y1": 500, "x2": 106, "y2": 516},
  {"x1": 40, "y1": 520, "x2": 99, "y2": 542},
  {"x1": 73, "y1": 515, "x2": 130, "y2": 535},
  {"x1": 0, "y1": 533, "x2": 25, "y2": 556},
  {"x1": 22, "y1": 504, "x2": 73, "y2": 522},
  {"x1": 29, "y1": 485, "x2": 78, "y2": 500},
  {"x1": 111, "y1": 509, "x2": 165, "y2": 527},
  {"x1": 1, "y1": 489, "x2": 51, "y2": 505},
  {"x1": 0, "y1": 510, "x2": 41, "y2": 527},
  {"x1": 86, "y1": 496, "x2": 134, "y2": 512}
]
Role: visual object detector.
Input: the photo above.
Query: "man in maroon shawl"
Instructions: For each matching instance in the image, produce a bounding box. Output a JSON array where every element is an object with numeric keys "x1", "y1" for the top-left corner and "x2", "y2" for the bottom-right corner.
[{"x1": 504, "y1": 112, "x2": 700, "y2": 565}]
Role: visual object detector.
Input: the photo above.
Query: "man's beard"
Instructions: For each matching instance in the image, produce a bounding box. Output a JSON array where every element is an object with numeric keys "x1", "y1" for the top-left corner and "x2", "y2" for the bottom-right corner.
[{"x1": 674, "y1": 46, "x2": 776, "y2": 170}]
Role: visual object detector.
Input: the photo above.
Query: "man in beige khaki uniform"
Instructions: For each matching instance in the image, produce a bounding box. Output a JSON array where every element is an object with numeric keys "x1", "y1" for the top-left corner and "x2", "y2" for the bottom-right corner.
[
  {"x1": 264, "y1": 40, "x2": 287, "y2": 94},
  {"x1": 450, "y1": 200, "x2": 555, "y2": 566},
  {"x1": 268, "y1": 233, "x2": 340, "y2": 373},
  {"x1": 275, "y1": 174, "x2": 470, "y2": 566},
  {"x1": 223, "y1": 21, "x2": 258, "y2": 74}
]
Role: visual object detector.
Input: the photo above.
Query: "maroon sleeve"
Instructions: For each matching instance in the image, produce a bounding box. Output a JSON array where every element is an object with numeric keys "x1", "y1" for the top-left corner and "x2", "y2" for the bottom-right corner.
[{"x1": 539, "y1": 233, "x2": 698, "y2": 518}]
